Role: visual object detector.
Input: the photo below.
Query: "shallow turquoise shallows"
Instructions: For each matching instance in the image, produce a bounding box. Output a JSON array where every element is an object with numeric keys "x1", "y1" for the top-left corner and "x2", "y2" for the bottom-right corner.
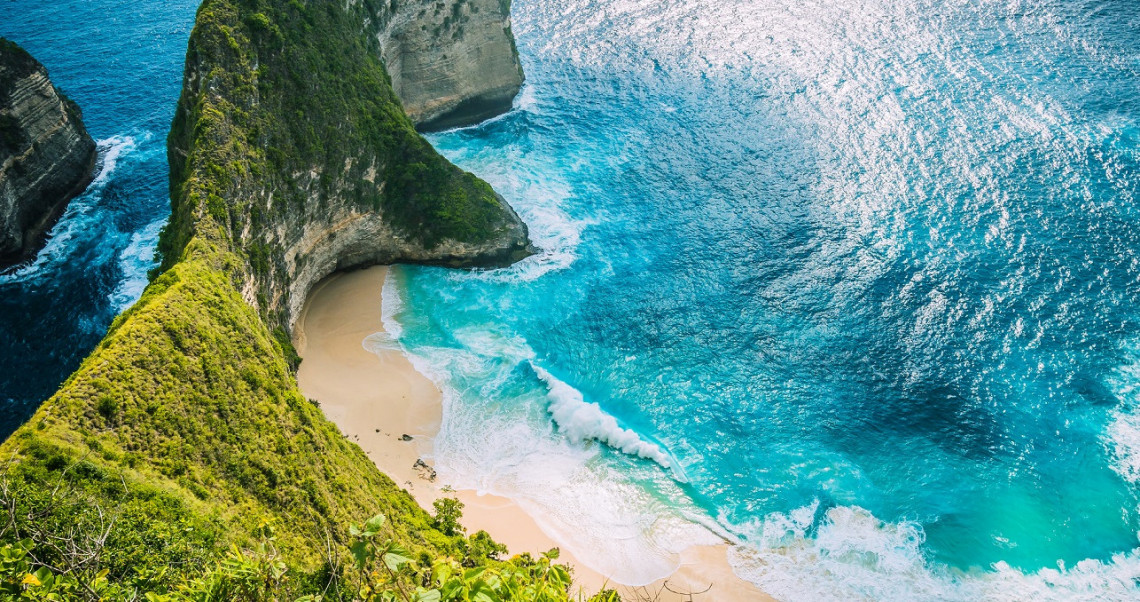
[{"x1": 4, "y1": 0, "x2": 1140, "y2": 599}]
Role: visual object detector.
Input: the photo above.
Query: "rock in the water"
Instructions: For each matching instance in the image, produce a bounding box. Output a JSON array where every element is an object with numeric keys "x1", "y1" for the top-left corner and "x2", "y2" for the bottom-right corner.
[
  {"x1": 0, "y1": 38, "x2": 96, "y2": 268},
  {"x1": 376, "y1": 0, "x2": 525, "y2": 131}
]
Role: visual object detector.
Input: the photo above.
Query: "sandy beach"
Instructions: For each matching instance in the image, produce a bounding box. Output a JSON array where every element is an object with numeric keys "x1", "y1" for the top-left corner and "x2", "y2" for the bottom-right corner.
[{"x1": 294, "y1": 266, "x2": 773, "y2": 601}]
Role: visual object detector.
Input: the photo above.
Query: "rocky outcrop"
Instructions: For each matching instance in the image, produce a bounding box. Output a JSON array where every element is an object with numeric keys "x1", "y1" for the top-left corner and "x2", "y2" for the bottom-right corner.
[
  {"x1": 374, "y1": 0, "x2": 525, "y2": 131},
  {"x1": 162, "y1": 0, "x2": 531, "y2": 332},
  {"x1": 0, "y1": 1, "x2": 539, "y2": 594},
  {"x1": 0, "y1": 38, "x2": 96, "y2": 268}
]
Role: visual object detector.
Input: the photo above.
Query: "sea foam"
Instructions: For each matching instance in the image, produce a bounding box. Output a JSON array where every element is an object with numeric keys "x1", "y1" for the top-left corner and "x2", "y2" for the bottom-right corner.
[
  {"x1": 383, "y1": 316, "x2": 720, "y2": 585},
  {"x1": 109, "y1": 216, "x2": 164, "y2": 311},
  {"x1": 728, "y1": 501, "x2": 1140, "y2": 602},
  {"x1": 532, "y1": 364, "x2": 680, "y2": 477},
  {"x1": 1, "y1": 135, "x2": 138, "y2": 282}
]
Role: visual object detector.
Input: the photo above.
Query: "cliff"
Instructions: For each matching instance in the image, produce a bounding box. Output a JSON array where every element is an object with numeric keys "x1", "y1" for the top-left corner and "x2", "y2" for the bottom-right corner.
[
  {"x1": 0, "y1": 38, "x2": 96, "y2": 268},
  {"x1": 0, "y1": 0, "x2": 579, "y2": 599},
  {"x1": 376, "y1": 0, "x2": 525, "y2": 131},
  {"x1": 161, "y1": 0, "x2": 532, "y2": 333}
]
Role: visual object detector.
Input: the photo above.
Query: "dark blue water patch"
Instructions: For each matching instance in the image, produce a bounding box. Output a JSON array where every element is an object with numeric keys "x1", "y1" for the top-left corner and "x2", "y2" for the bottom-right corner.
[{"x1": 0, "y1": 0, "x2": 199, "y2": 437}]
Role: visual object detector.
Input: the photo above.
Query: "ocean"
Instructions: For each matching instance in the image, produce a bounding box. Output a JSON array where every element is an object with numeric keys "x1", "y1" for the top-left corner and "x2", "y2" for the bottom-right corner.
[
  {"x1": 0, "y1": 0, "x2": 199, "y2": 435},
  {"x1": 5, "y1": 0, "x2": 1140, "y2": 599}
]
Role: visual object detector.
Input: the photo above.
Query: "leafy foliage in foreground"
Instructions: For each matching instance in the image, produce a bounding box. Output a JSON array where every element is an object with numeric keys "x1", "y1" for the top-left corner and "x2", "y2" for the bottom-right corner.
[
  {"x1": 0, "y1": 445, "x2": 588, "y2": 601},
  {"x1": 0, "y1": 508, "x2": 577, "y2": 601}
]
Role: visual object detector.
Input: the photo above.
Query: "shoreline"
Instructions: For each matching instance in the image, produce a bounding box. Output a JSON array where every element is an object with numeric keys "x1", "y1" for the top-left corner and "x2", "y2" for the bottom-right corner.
[{"x1": 293, "y1": 266, "x2": 772, "y2": 601}]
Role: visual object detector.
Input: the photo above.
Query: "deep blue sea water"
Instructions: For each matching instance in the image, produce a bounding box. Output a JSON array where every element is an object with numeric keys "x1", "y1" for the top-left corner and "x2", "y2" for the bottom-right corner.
[
  {"x1": 0, "y1": 0, "x2": 199, "y2": 436},
  {"x1": 4, "y1": 0, "x2": 1140, "y2": 599}
]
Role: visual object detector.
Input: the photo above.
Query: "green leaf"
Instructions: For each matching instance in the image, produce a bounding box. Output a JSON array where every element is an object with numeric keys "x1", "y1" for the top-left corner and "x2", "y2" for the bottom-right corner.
[
  {"x1": 413, "y1": 589, "x2": 442, "y2": 602},
  {"x1": 552, "y1": 565, "x2": 572, "y2": 587},
  {"x1": 364, "y1": 513, "x2": 387, "y2": 534},
  {"x1": 432, "y1": 561, "x2": 453, "y2": 584},
  {"x1": 350, "y1": 541, "x2": 370, "y2": 568},
  {"x1": 383, "y1": 545, "x2": 413, "y2": 571}
]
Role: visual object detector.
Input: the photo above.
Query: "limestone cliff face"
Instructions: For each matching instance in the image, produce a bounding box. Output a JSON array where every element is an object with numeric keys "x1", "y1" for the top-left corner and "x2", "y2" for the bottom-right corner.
[
  {"x1": 0, "y1": 39, "x2": 96, "y2": 268},
  {"x1": 162, "y1": 0, "x2": 531, "y2": 332},
  {"x1": 374, "y1": 0, "x2": 524, "y2": 131}
]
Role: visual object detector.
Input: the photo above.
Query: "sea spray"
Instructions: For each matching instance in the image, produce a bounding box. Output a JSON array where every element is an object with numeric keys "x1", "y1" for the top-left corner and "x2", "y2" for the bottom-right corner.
[
  {"x1": 109, "y1": 216, "x2": 164, "y2": 311},
  {"x1": 531, "y1": 364, "x2": 681, "y2": 477},
  {"x1": 1, "y1": 136, "x2": 139, "y2": 282},
  {"x1": 424, "y1": 137, "x2": 589, "y2": 284},
  {"x1": 380, "y1": 266, "x2": 406, "y2": 341},
  {"x1": 381, "y1": 302, "x2": 724, "y2": 584},
  {"x1": 1105, "y1": 346, "x2": 1140, "y2": 485}
]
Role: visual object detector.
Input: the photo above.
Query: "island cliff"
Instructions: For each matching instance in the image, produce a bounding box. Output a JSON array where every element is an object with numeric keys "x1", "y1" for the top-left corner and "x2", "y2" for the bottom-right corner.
[
  {"x1": 0, "y1": 1, "x2": 590, "y2": 600},
  {"x1": 0, "y1": 38, "x2": 96, "y2": 268},
  {"x1": 376, "y1": 0, "x2": 525, "y2": 131},
  {"x1": 162, "y1": 0, "x2": 532, "y2": 333}
]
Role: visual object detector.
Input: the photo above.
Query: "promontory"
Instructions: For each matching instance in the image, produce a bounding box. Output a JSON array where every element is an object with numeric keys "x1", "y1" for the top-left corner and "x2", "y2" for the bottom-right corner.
[{"x1": 0, "y1": 0, "x2": 601, "y2": 600}]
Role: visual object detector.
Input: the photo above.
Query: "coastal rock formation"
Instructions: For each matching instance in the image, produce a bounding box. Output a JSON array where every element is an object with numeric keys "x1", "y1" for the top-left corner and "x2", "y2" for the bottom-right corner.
[
  {"x1": 0, "y1": 38, "x2": 96, "y2": 267},
  {"x1": 164, "y1": 0, "x2": 531, "y2": 331},
  {"x1": 0, "y1": 0, "x2": 538, "y2": 593},
  {"x1": 375, "y1": 0, "x2": 525, "y2": 131}
]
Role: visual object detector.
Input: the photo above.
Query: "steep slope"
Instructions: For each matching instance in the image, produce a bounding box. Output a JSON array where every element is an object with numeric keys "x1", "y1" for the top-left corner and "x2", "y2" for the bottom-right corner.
[
  {"x1": 0, "y1": 0, "x2": 546, "y2": 597},
  {"x1": 0, "y1": 38, "x2": 96, "y2": 268},
  {"x1": 162, "y1": 0, "x2": 532, "y2": 333}
]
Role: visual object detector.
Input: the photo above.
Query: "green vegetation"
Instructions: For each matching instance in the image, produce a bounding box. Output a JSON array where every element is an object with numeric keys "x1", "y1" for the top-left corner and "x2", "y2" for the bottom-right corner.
[
  {"x1": 0, "y1": 0, "x2": 569, "y2": 600},
  {"x1": 160, "y1": 0, "x2": 522, "y2": 330}
]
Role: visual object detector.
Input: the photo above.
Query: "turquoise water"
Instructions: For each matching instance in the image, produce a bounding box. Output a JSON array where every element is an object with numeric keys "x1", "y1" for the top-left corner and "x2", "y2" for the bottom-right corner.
[
  {"x1": 2, "y1": 0, "x2": 1139, "y2": 598},
  {"x1": 392, "y1": 0, "x2": 1140, "y2": 598},
  {"x1": 0, "y1": 0, "x2": 199, "y2": 434}
]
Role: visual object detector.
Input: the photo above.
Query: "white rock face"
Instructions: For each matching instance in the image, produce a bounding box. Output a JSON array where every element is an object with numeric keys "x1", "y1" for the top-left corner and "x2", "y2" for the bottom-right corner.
[
  {"x1": 169, "y1": 1, "x2": 531, "y2": 332},
  {"x1": 375, "y1": 0, "x2": 524, "y2": 131}
]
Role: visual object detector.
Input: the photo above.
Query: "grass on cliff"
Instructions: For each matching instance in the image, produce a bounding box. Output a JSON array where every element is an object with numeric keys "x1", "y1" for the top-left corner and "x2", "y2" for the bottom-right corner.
[
  {"x1": 161, "y1": 0, "x2": 512, "y2": 282},
  {"x1": 0, "y1": 238, "x2": 592, "y2": 599},
  {"x1": 0, "y1": 0, "x2": 572, "y2": 599},
  {"x1": 1, "y1": 240, "x2": 454, "y2": 582}
]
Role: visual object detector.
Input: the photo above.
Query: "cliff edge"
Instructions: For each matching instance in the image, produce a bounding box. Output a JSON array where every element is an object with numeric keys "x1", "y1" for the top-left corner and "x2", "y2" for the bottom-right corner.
[
  {"x1": 377, "y1": 0, "x2": 525, "y2": 131},
  {"x1": 0, "y1": 38, "x2": 96, "y2": 268},
  {"x1": 0, "y1": 0, "x2": 563, "y2": 598},
  {"x1": 161, "y1": 0, "x2": 532, "y2": 332}
]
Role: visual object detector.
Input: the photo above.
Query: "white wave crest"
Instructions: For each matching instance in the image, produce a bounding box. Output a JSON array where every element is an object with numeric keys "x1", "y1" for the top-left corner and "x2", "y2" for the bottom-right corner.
[
  {"x1": 728, "y1": 502, "x2": 1140, "y2": 602},
  {"x1": 379, "y1": 266, "x2": 405, "y2": 341},
  {"x1": 474, "y1": 190, "x2": 590, "y2": 284},
  {"x1": 1106, "y1": 348, "x2": 1140, "y2": 484},
  {"x1": 92, "y1": 135, "x2": 138, "y2": 186},
  {"x1": 532, "y1": 364, "x2": 679, "y2": 476},
  {"x1": 406, "y1": 342, "x2": 720, "y2": 585},
  {"x1": 108, "y1": 217, "x2": 164, "y2": 311},
  {"x1": 1, "y1": 135, "x2": 139, "y2": 281}
]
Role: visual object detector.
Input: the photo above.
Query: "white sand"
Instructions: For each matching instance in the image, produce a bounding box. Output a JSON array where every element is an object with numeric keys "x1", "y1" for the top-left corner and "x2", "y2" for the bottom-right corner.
[{"x1": 294, "y1": 266, "x2": 773, "y2": 601}]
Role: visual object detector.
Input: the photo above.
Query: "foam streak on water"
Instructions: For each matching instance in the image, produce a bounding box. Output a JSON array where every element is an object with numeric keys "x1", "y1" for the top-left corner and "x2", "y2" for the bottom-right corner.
[{"x1": 406, "y1": 0, "x2": 1140, "y2": 598}]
